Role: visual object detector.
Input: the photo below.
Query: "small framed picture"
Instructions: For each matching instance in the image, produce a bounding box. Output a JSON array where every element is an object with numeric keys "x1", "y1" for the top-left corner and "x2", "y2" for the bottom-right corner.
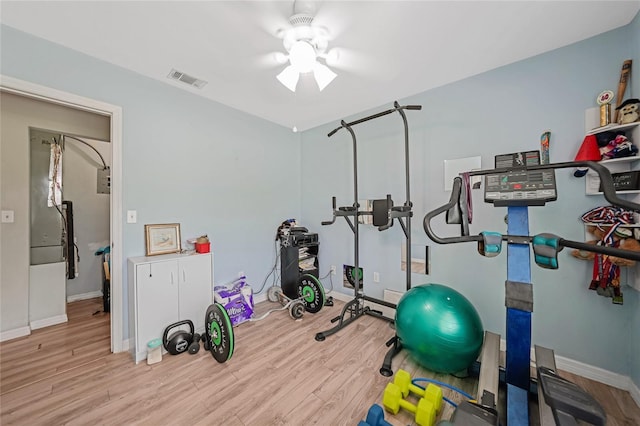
[{"x1": 145, "y1": 223, "x2": 181, "y2": 256}]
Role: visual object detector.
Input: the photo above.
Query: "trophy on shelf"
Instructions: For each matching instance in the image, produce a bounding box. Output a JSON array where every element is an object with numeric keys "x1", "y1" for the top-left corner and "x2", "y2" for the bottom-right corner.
[{"x1": 596, "y1": 90, "x2": 614, "y2": 127}]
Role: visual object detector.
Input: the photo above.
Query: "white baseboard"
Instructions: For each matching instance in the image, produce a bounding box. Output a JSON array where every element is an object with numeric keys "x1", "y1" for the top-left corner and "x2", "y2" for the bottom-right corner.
[
  {"x1": 334, "y1": 289, "x2": 402, "y2": 320},
  {"x1": 554, "y1": 354, "x2": 630, "y2": 390},
  {"x1": 498, "y1": 337, "x2": 634, "y2": 393},
  {"x1": 121, "y1": 338, "x2": 130, "y2": 352},
  {"x1": 30, "y1": 314, "x2": 68, "y2": 330},
  {"x1": 328, "y1": 291, "x2": 352, "y2": 302},
  {"x1": 253, "y1": 292, "x2": 268, "y2": 304},
  {"x1": 329, "y1": 289, "x2": 403, "y2": 305},
  {"x1": 0, "y1": 326, "x2": 31, "y2": 342},
  {"x1": 67, "y1": 290, "x2": 103, "y2": 303},
  {"x1": 630, "y1": 380, "x2": 640, "y2": 407},
  {"x1": 252, "y1": 289, "x2": 351, "y2": 303}
]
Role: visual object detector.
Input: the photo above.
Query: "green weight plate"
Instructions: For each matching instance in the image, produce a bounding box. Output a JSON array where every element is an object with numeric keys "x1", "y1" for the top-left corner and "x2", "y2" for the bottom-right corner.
[
  {"x1": 205, "y1": 303, "x2": 234, "y2": 363},
  {"x1": 296, "y1": 274, "x2": 325, "y2": 314}
]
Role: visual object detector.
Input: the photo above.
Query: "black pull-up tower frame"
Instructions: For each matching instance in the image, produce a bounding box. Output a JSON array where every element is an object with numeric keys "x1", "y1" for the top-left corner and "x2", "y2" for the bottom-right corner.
[{"x1": 315, "y1": 101, "x2": 421, "y2": 347}]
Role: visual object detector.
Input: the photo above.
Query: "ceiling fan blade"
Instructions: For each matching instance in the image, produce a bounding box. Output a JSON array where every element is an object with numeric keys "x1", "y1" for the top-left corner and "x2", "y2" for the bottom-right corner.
[
  {"x1": 313, "y1": 62, "x2": 337, "y2": 91},
  {"x1": 276, "y1": 65, "x2": 299, "y2": 92},
  {"x1": 255, "y1": 51, "x2": 289, "y2": 70}
]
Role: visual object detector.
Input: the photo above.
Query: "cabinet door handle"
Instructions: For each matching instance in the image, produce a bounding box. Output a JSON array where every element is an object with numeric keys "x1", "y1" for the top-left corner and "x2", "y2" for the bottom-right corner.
[
  {"x1": 182, "y1": 269, "x2": 186, "y2": 282},
  {"x1": 171, "y1": 271, "x2": 175, "y2": 285}
]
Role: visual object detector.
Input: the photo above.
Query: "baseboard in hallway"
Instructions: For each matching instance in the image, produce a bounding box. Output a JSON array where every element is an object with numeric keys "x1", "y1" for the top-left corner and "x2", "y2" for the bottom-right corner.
[
  {"x1": 29, "y1": 314, "x2": 68, "y2": 330},
  {"x1": 0, "y1": 326, "x2": 31, "y2": 343},
  {"x1": 67, "y1": 290, "x2": 103, "y2": 303}
]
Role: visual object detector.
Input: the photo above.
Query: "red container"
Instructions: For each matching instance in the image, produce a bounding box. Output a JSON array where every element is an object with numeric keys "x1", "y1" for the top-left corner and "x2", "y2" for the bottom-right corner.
[{"x1": 195, "y1": 242, "x2": 210, "y2": 253}]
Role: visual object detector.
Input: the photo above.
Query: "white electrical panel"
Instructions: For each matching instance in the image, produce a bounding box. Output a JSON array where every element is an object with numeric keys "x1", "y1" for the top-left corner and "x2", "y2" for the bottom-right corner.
[{"x1": 97, "y1": 167, "x2": 111, "y2": 194}]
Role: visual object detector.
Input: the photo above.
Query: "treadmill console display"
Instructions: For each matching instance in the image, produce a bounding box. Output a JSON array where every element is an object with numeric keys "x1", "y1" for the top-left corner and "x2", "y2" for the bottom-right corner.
[{"x1": 484, "y1": 151, "x2": 557, "y2": 206}]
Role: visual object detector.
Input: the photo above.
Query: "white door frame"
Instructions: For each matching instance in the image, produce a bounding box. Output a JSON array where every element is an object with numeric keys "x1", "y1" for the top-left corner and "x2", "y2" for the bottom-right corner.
[{"x1": 1, "y1": 75, "x2": 124, "y2": 352}]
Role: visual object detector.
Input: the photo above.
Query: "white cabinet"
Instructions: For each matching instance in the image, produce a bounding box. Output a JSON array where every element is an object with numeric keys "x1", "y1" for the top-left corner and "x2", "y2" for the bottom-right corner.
[{"x1": 128, "y1": 252, "x2": 213, "y2": 363}]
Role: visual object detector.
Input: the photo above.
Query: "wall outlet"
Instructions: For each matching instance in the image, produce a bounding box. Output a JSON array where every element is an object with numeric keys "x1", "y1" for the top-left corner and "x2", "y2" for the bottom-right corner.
[
  {"x1": 373, "y1": 272, "x2": 380, "y2": 283},
  {"x1": 330, "y1": 265, "x2": 337, "y2": 275}
]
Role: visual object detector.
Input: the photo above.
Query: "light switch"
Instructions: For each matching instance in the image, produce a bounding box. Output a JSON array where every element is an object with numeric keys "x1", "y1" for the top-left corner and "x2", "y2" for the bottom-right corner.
[
  {"x1": 2, "y1": 210, "x2": 15, "y2": 223},
  {"x1": 127, "y1": 210, "x2": 137, "y2": 223}
]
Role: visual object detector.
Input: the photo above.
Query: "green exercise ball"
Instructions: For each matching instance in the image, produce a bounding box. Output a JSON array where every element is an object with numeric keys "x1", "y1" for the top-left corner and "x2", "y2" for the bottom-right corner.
[{"x1": 396, "y1": 283, "x2": 484, "y2": 374}]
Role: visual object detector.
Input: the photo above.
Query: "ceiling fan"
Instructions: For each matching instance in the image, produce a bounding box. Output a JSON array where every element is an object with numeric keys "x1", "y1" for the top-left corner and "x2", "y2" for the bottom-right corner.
[{"x1": 274, "y1": 1, "x2": 338, "y2": 92}]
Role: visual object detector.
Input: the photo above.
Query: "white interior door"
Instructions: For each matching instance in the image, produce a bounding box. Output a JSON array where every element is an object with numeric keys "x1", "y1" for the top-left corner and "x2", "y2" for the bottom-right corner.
[
  {"x1": 178, "y1": 254, "x2": 212, "y2": 333},
  {"x1": 135, "y1": 261, "x2": 179, "y2": 353}
]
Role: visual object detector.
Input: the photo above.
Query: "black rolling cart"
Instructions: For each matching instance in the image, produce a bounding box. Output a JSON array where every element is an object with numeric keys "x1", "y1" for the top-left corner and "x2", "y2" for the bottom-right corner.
[
  {"x1": 280, "y1": 226, "x2": 319, "y2": 296},
  {"x1": 266, "y1": 223, "x2": 327, "y2": 317}
]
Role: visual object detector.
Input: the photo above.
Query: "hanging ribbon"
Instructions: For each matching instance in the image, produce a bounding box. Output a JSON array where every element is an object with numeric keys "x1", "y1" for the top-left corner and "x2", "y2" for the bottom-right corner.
[
  {"x1": 581, "y1": 205, "x2": 634, "y2": 225},
  {"x1": 580, "y1": 205, "x2": 634, "y2": 240}
]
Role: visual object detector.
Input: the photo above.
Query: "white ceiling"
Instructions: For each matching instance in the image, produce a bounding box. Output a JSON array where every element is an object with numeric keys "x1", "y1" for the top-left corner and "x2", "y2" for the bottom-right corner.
[{"x1": 1, "y1": 1, "x2": 639, "y2": 132}]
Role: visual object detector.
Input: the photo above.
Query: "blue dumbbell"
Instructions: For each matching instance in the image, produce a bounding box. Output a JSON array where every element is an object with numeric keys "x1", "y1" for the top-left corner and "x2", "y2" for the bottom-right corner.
[{"x1": 358, "y1": 404, "x2": 392, "y2": 426}]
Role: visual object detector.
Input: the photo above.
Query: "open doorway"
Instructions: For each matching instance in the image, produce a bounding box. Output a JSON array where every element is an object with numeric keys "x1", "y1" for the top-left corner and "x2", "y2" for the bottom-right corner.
[
  {"x1": 62, "y1": 134, "x2": 111, "y2": 313},
  {"x1": 0, "y1": 76, "x2": 123, "y2": 352},
  {"x1": 29, "y1": 129, "x2": 111, "y2": 326}
]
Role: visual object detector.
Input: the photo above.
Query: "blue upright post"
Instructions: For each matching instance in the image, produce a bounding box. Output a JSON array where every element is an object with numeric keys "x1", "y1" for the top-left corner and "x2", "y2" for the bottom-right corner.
[{"x1": 506, "y1": 206, "x2": 532, "y2": 425}]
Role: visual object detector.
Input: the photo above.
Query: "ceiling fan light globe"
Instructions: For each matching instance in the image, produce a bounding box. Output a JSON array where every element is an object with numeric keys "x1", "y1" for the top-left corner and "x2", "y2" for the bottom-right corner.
[
  {"x1": 276, "y1": 65, "x2": 299, "y2": 92},
  {"x1": 289, "y1": 40, "x2": 316, "y2": 73},
  {"x1": 314, "y1": 62, "x2": 337, "y2": 91}
]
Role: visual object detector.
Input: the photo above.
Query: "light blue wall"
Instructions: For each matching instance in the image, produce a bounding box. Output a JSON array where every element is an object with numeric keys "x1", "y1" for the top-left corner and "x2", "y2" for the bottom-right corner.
[
  {"x1": 301, "y1": 21, "x2": 640, "y2": 377},
  {"x1": 629, "y1": 10, "x2": 640, "y2": 388},
  {"x1": 1, "y1": 24, "x2": 301, "y2": 339}
]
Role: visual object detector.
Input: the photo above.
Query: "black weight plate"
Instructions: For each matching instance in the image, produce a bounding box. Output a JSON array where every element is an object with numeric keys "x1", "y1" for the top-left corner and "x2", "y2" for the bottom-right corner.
[
  {"x1": 290, "y1": 302, "x2": 305, "y2": 320},
  {"x1": 204, "y1": 303, "x2": 234, "y2": 363},
  {"x1": 297, "y1": 274, "x2": 325, "y2": 314},
  {"x1": 345, "y1": 266, "x2": 363, "y2": 287}
]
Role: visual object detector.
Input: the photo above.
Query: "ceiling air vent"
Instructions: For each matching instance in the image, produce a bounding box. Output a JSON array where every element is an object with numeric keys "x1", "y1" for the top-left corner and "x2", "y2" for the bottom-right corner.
[{"x1": 167, "y1": 69, "x2": 207, "y2": 89}]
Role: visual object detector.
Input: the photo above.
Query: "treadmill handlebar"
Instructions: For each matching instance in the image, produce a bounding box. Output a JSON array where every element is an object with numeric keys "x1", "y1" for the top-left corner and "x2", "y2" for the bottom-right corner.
[{"x1": 423, "y1": 160, "x2": 640, "y2": 261}]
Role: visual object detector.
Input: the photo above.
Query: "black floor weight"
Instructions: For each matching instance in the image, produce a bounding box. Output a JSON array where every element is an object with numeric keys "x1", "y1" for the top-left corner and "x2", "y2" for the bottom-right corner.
[
  {"x1": 188, "y1": 333, "x2": 201, "y2": 354},
  {"x1": 163, "y1": 319, "x2": 195, "y2": 355},
  {"x1": 204, "y1": 303, "x2": 235, "y2": 363},
  {"x1": 201, "y1": 333, "x2": 211, "y2": 351}
]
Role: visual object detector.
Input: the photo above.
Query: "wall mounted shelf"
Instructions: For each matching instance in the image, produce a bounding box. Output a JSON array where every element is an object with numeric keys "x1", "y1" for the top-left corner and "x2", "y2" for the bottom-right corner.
[{"x1": 582, "y1": 110, "x2": 640, "y2": 291}]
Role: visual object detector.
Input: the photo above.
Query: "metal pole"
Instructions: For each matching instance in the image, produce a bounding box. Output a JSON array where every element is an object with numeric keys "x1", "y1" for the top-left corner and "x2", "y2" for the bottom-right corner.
[{"x1": 343, "y1": 121, "x2": 360, "y2": 297}]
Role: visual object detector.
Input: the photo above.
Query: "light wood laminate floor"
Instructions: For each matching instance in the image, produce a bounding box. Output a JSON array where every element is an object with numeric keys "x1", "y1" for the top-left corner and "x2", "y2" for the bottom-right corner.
[{"x1": 1, "y1": 297, "x2": 639, "y2": 425}]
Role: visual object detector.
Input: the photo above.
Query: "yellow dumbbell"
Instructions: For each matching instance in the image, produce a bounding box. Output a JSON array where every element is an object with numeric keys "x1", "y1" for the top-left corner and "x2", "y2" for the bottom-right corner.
[
  {"x1": 393, "y1": 369, "x2": 443, "y2": 413},
  {"x1": 382, "y1": 382, "x2": 436, "y2": 426}
]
